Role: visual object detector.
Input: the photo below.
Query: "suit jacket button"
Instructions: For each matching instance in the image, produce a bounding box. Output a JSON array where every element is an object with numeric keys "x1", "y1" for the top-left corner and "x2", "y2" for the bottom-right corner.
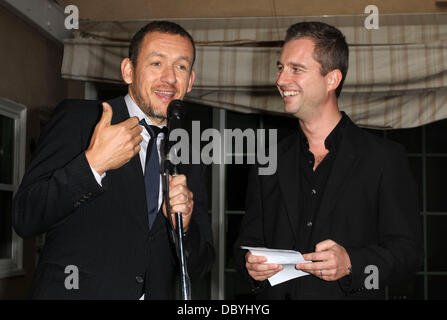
[
  {"x1": 306, "y1": 221, "x2": 313, "y2": 227},
  {"x1": 74, "y1": 201, "x2": 81, "y2": 208},
  {"x1": 135, "y1": 276, "x2": 144, "y2": 284}
]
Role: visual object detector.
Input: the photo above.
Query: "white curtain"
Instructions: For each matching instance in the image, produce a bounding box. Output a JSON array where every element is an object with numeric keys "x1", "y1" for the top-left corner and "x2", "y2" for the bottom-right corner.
[{"x1": 62, "y1": 14, "x2": 447, "y2": 128}]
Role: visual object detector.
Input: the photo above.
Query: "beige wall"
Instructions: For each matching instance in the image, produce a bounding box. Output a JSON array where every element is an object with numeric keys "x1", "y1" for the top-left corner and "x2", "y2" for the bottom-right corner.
[
  {"x1": 59, "y1": 0, "x2": 447, "y2": 20},
  {"x1": 0, "y1": 5, "x2": 84, "y2": 299}
]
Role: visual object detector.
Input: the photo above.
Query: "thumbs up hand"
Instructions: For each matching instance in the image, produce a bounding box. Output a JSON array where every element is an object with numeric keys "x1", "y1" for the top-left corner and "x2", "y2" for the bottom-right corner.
[{"x1": 85, "y1": 102, "x2": 143, "y2": 175}]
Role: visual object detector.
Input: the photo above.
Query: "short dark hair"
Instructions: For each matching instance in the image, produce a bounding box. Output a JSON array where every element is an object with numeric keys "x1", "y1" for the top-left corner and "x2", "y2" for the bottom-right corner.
[
  {"x1": 285, "y1": 21, "x2": 349, "y2": 97},
  {"x1": 128, "y1": 20, "x2": 196, "y2": 68}
]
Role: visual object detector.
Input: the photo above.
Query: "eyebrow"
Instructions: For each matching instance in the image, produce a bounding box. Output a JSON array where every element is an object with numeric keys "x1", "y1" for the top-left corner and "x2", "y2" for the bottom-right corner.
[
  {"x1": 277, "y1": 60, "x2": 307, "y2": 69},
  {"x1": 148, "y1": 52, "x2": 191, "y2": 63}
]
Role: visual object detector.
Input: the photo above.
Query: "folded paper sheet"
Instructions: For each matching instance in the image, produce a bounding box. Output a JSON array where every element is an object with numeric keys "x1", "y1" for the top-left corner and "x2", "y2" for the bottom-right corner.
[{"x1": 241, "y1": 246, "x2": 311, "y2": 286}]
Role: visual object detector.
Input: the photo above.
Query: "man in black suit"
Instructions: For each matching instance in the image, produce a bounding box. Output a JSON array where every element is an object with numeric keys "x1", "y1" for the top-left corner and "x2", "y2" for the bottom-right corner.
[
  {"x1": 235, "y1": 21, "x2": 423, "y2": 299},
  {"x1": 12, "y1": 21, "x2": 214, "y2": 299}
]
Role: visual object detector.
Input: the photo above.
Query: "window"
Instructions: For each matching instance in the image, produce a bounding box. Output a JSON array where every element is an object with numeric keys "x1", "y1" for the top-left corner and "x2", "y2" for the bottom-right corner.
[
  {"x1": 212, "y1": 109, "x2": 298, "y2": 299},
  {"x1": 364, "y1": 120, "x2": 447, "y2": 300},
  {"x1": 0, "y1": 98, "x2": 26, "y2": 278}
]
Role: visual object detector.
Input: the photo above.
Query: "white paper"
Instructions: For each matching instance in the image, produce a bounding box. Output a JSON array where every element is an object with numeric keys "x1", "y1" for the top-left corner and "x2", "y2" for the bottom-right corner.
[{"x1": 241, "y1": 246, "x2": 311, "y2": 286}]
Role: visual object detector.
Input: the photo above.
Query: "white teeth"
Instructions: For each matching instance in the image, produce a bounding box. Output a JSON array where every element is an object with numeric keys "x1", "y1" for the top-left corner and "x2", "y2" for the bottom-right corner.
[
  {"x1": 155, "y1": 91, "x2": 174, "y2": 95},
  {"x1": 283, "y1": 91, "x2": 299, "y2": 97}
]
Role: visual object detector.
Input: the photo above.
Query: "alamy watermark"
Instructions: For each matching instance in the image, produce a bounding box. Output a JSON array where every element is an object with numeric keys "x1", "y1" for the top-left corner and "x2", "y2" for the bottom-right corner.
[
  {"x1": 364, "y1": 5, "x2": 379, "y2": 30},
  {"x1": 167, "y1": 121, "x2": 277, "y2": 175},
  {"x1": 364, "y1": 264, "x2": 379, "y2": 289},
  {"x1": 64, "y1": 5, "x2": 79, "y2": 30},
  {"x1": 64, "y1": 265, "x2": 79, "y2": 290},
  {"x1": 63, "y1": 263, "x2": 379, "y2": 291}
]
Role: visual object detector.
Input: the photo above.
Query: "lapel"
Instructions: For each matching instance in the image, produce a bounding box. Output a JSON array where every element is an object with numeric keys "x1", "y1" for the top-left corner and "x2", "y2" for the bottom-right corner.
[
  {"x1": 277, "y1": 133, "x2": 301, "y2": 245},
  {"x1": 103, "y1": 96, "x2": 149, "y2": 234},
  {"x1": 311, "y1": 117, "x2": 360, "y2": 240}
]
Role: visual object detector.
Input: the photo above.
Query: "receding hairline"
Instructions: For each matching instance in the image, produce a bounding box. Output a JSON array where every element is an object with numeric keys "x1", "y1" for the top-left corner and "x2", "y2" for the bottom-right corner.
[
  {"x1": 278, "y1": 37, "x2": 320, "y2": 69},
  {"x1": 139, "y1": 31, "x2": 194, "y2": 59}
]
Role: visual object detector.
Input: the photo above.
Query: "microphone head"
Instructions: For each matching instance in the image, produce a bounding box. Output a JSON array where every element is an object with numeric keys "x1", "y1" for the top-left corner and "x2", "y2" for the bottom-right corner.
[
  {"x1": 165, "y1": 100, "x2": 186, "y2": 159},
  {"x1": 167, "y1": 99, "x2": 185, "y2": 121}
]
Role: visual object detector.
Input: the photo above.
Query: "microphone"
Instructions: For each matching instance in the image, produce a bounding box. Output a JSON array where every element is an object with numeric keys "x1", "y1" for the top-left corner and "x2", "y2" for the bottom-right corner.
[
  {"x1": 167, "y1": 99, "x2": 185, "y2": 130},
  {"x1": 165, "y1": 99, "x2": 186, "y2": 161}
]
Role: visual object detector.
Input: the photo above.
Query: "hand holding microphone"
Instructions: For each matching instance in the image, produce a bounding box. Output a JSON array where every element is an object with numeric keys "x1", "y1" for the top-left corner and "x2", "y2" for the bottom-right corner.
[
  {"x1": 163, "y1": 99, "x2": 192, "y2": 300},
  {"x1": 162, "y1": 174, "x2": 194, "y2": 231},
  {"x1": 162, "y1": 99, "x2": 195, "y2": 230}
]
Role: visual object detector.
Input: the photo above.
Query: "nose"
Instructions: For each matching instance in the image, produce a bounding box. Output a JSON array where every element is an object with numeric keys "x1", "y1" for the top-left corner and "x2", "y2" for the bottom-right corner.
[
  {"x1": 276, "y1": 69, "x2": 289, "y2": 88},
  {"x1": 160, "y1": 65, "x2": 176, "y2": 85}
]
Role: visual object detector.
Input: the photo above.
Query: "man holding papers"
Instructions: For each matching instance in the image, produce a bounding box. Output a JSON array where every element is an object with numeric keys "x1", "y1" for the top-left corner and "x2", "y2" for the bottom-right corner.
[{"x1": 235, "y1": 21, "x2": 423, "y2": 299}]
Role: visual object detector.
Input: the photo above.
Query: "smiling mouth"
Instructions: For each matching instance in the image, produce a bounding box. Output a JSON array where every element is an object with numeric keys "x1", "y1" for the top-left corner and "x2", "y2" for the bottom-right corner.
[
  {"x1": 281, "y1": 90, "x2": 299, "y2": 98},
  {"x1": 154, "y1": 90, "x2": 175, "y2": 100}
]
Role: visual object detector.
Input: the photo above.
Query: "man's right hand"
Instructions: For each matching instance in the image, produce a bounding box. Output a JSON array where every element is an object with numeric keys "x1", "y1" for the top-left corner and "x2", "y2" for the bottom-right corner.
[
  {"x1": 85, "y1": 102, "x2": 143, "y2": 175},
  {"x1": 245, "y1": 251, "x2": 283, "y2": 281}
]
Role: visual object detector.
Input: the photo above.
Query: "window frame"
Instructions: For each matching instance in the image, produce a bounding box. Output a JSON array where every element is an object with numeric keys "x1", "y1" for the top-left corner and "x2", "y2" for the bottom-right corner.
[{"x1": 0, "y1": 97, "x2": 27, "y2": 279}]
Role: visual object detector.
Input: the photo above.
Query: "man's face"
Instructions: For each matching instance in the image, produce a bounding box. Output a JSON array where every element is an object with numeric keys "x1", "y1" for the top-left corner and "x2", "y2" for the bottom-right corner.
[
  {"x1": 122, "y1": 31, "x2": 195, "y2": 123},
  {"x1": 276, "y1": 38, "x2": 329, "y2": 120}
]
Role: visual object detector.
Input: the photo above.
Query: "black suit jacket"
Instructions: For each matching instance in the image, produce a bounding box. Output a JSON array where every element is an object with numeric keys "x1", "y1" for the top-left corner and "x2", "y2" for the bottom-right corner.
[
  {"x1": 12, "y1": 96, "x2": 214, "y2": 299},
  {"x1": 235, "y1": 115, "x2": 423, "y2": 299}
]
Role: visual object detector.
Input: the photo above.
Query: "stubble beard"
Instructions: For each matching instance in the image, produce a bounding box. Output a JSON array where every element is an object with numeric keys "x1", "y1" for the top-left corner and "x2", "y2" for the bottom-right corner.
[{"x1": 130, "y1": 85, "x2": 168, "y2": 121}]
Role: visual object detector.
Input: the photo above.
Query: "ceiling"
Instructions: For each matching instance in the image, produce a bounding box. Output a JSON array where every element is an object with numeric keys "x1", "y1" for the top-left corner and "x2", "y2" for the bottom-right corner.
[{"x1": 55, "y1": 0, "x2": 447, "y2": 21}]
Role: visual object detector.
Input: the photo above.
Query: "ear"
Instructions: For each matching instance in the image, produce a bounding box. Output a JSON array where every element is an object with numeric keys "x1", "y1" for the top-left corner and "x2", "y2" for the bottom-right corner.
[
  {"x1": 326, "y1": 69, "x2": 343, "y2": 94},
  {"x1": 121, "y1": 58, "x2": 134, "y2": 85},
  {"x1": 186, "y1": 69, "x2": 195, "y2": 93}
]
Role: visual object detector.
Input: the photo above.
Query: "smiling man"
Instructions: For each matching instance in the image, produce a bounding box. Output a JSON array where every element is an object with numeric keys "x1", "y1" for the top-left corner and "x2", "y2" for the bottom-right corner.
[
  {"x1": 13, "y1": 21, "x2": 214, "y2": 299},
  {"x1": 235, "y1": 21, "x2": 422, "y2": 299}
]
